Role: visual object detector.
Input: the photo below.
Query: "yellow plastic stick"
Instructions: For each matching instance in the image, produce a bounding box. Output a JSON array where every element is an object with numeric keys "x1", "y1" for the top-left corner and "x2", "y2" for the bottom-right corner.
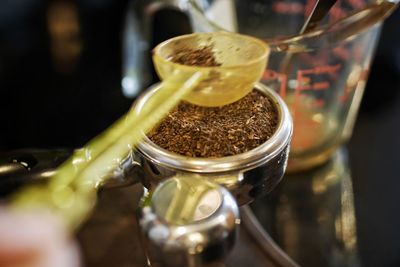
[{"x1": 12, "y1": 72, "x2": 204, "y2": 230}]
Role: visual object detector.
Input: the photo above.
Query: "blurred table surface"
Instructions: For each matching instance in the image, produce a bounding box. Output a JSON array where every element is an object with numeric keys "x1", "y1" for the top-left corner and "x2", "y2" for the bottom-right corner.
[{"x1": 0, "y1": 2, "x2": 400, "y2": 267}]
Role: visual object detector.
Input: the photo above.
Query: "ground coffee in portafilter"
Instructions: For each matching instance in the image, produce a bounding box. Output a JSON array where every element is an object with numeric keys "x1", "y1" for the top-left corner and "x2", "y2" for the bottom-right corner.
[
  {"x1": 148, "y1": 90, "x2": 278, "y2": 158},
  {"x1": 170, "y1": 45, "x2": 221, "y2": 67}
]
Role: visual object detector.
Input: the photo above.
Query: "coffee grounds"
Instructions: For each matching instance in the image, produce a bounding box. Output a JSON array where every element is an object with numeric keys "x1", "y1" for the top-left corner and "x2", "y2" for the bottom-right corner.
[
  {"x1": 170, "y1": 46, "x2": 221, "y2": 67},
  {"x1": 148, "y1": 90, "x2": 278, "y2": 158}
]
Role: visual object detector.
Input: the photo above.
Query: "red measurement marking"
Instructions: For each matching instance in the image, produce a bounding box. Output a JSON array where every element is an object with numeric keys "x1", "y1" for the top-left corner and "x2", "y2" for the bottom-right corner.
[
  {"x1": 262, "y1": 69, "x2": 288, "y2": 98},
  {"x1": 299, "y1": 53, "x2": 329, "y2": 67},
  {"x1": 272, "y1": 2, "x2": 304, "y2": 14},
  {"x1": 295, "y1": 64, "x2": 342, "y2": 108},
  {"x1": 298, "y1": 64, "x2": 341, "y2": 76},
  {"x1": 313, "y1": 82, "x2": 330, "y2": 90}
]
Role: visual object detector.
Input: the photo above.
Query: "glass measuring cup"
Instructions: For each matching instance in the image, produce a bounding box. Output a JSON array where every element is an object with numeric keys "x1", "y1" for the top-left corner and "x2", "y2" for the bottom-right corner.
[{"x1": 188, "y1": 0, "x2": 398, "y2": 172}]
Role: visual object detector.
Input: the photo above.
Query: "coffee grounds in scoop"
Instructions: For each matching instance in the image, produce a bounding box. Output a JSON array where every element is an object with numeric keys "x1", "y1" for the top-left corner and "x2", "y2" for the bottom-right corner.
[
  {"x1": 170, "y1": 46, "x2": 221, "y2": 67},
  {"x1": 148, "y1": 90, "x2": 278, "y2": 158}
]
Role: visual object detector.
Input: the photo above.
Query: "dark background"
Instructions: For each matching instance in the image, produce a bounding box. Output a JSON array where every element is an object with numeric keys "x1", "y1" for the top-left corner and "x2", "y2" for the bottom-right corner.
[
  {"x1": 0, "y1": 1, "x2": 399, "y2": 266},
  {"x1": 0, "y1": 0, "x2": 132, "y2": 149},
  {"x1": 348, "y1": 7, "x2": 400, "y2": 266}
]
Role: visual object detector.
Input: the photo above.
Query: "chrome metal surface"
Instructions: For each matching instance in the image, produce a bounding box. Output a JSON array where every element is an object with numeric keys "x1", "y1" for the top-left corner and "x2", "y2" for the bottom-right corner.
[
  {"x1": 138, "y1": 175, "x2": 239, "y2": 267},
  {"x1": 0, "y1": 149, "x2": 71, "y2": 196},
  {"x1": 99, "y1": 150, "x2": 142, "y2": 189},
  {"x1": 133, "y1": 82, "x2": 293, "y2": 205}
]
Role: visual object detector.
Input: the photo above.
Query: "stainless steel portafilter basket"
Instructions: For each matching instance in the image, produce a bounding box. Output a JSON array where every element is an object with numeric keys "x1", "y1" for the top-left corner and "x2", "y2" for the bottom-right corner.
[{"x1": 128, "y1": 82, "x2": 292, "y2": 206}]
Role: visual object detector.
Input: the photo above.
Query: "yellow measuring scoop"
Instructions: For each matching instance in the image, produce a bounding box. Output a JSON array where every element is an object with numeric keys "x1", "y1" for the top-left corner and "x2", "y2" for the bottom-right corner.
[{"x1": 153, "y1": 32, "x2": 270, "y2": 107}]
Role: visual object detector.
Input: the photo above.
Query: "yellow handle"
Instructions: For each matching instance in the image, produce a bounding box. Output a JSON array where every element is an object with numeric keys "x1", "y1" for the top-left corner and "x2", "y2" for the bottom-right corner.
[{"x1": 12, "y1": 72, "x2": 204, "y2": 230}]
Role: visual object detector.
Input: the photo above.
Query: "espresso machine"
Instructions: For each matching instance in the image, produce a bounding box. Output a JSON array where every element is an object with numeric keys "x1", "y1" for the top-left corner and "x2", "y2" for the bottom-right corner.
[{"x1": 1, "y1": 1, "x2": 400, "y2": 267}]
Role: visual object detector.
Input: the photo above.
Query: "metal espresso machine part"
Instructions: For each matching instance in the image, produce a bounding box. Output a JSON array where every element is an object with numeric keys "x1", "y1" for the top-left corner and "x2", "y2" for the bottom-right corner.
[{"x1": 138, "y1": 175, "x2": 239, "y2": 267}]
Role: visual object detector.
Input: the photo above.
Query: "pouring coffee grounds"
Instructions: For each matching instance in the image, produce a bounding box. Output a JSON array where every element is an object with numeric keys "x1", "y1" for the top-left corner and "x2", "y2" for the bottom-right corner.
[
  {"x1": 169, "y1": 45, "x2": 221, "y2": 67},
  {"x1": 148, "y1": 90, "x2": 278, "y2": 157}
]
